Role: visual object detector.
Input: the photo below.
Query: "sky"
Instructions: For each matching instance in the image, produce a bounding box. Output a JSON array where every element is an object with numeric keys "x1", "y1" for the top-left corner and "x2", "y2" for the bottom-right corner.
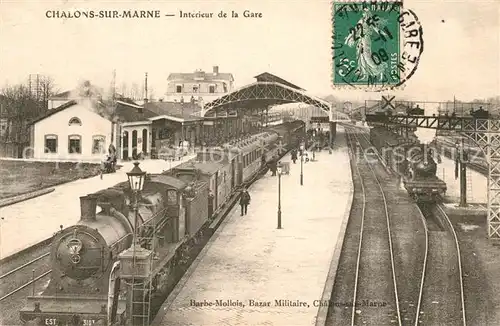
[{"x1": 0, "y1": 0, "x2": 498, "y2": 103}]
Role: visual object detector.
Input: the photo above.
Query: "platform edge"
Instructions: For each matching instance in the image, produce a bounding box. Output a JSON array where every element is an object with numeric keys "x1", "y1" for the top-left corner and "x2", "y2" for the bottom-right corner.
[{"x1": 314, "y1": 133, "x2": 355, "y2": 326}]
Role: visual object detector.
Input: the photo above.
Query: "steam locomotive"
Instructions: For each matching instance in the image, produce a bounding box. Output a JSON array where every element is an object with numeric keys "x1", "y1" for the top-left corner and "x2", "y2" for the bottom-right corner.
[
  {"x1": 370, "y1": 126, "x2": 447, "y2": 202},
  {"x1": 20, "y1": 121, "x2": 305, "y2": 326}
]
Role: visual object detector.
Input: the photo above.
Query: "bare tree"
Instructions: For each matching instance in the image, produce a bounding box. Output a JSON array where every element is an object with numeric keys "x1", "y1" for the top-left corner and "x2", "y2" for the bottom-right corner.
[
  {"x1": 148, "y1": 87, "x2": 155, "y2": 101},
  {"x1": 1, "y1": 83, "x2": 42, "y2": 144},
  {"x1": 130, "y1": 83, "x2": 140, "y2": 100},
  {"x1": 120, "y1": 82, "x2": 127, "y2": 98},
  {"x1": 38, "y1": 76, "x2": 59, "y2": 109}
]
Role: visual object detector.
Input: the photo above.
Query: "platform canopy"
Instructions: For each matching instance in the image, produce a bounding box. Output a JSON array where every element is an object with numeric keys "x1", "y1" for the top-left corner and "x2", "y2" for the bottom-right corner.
[{"x1": 202, "y1": 72, "x2": 335, "y2": 118}]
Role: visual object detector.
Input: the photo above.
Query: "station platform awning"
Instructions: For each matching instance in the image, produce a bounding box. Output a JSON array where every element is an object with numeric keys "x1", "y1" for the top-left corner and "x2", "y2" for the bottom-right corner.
[{"x1": 201, "y1": 72, "x2": 349, "y2": 122}]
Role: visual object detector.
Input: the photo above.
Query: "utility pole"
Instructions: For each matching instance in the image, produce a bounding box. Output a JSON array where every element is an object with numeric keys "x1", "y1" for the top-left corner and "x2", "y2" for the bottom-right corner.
[
  {"x1": 144, "y1": 72, "x2": 148, "y2": 102},
  {"x1": 110, "y1": 69, "x2": 116, "y2": 102}
]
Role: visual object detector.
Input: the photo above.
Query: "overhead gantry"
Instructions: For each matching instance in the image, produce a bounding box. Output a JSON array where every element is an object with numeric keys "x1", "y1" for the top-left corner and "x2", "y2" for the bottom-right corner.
[{"x1": 366, "y1": 107, "x2": 500, "y2": 240}]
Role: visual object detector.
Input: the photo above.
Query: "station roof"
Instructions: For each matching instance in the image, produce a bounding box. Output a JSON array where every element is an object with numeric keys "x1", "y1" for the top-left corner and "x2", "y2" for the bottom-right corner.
[
  {"x1": 29, "y1": 99, "x2": 156, "y2": 125},
  {"x1": 145, "y1": 101, "x2": 203, "y2": 122},
  {"x1": 254, "y1": 72, "x2": 304, "y2": 91},
  {"x1": 202, "y1": 72, "x2": 332, "y2": 117}
]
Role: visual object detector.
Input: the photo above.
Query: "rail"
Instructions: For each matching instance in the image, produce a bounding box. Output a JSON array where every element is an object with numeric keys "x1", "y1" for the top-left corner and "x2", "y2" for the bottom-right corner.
[
  {"x1": 0, "y1": 252, "x2": 49, "y2": 280},
  {"x1": 437, "y1": 204, "x2": 467, "y2": 325},
  {"x1": 413, "y1": 206, "x2": 430, "y2": 326},
  {"x1": 346, "y1": 132, "x2": 368, "y2": 326},
  {"x1": 0, "y1": 270, "x2": 52, "y2": 302},
  {"x1": 345, "y1": 128, "x2": 402, "y2": 326},
  {"x1": 349, "y1": 124, "x2": 465, "y2": 325}
]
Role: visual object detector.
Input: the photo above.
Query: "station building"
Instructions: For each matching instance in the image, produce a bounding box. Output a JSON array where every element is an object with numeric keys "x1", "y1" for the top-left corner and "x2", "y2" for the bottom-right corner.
[
  {"x1": 28, "y1": 98, "x2": 156, "y2": 161},
  {"x1": 27, "y1": 97, "x2": 244, "y2": 161},
  {"x1": 165, "y1": 66, "x2": 234, "y2": 105}
]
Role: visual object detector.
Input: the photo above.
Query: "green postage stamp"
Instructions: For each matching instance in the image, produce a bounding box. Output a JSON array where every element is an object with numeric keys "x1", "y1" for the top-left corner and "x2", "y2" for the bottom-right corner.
[{"x1": 332, "y1": 0, "x2": 423, "y2": 90}]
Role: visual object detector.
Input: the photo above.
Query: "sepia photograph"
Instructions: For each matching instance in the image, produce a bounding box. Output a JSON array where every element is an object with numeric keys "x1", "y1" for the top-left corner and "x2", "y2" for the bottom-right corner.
[{"x1": 0, "y1": 0, "x2": 499, "y2": 325}]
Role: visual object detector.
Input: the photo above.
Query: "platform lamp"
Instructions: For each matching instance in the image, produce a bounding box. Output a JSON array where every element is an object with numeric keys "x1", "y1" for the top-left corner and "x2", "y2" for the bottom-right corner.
[
  {"x1": 277, "y1": 162, "x2": 283, "y2": 229},
  {"x1": 127, "y1": 162, "x2": 146, "y2": 246},
  {"x1": 122, "y1": 161, "x2": 152, "y2": 326},
  {"x1": 300, "y1": 144, "x2": 304, "y2": 186}
]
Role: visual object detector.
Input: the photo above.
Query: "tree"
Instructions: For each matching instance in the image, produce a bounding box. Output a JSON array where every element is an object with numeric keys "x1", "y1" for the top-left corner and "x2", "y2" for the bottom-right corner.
[
  {"x1": 38, "y1": 76, "x2": 59, "y2": 109},
  {"x1": 1, "y1": 83, "x2": 43, "y2": 144},
  {"x1": 130, "y1": 83, "x2": 140, "y2": 100},
  {"x1": 148, "y1": 87, "x2": 155, "y2": 101},
  {"x1": 120, "y1": 82, "x2": 127, "y2": 98}
]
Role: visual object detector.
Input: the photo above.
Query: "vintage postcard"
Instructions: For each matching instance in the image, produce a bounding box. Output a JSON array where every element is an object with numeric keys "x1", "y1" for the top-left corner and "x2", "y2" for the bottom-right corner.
[{"x1": 0, "y1": 0, "x2": 498, "y2": 325}]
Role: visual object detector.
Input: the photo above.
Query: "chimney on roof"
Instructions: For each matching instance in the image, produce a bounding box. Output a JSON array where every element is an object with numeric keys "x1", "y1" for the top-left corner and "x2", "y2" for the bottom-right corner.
[{"x1": 213, "y1": 66, "x2": 219, "y2": 75}]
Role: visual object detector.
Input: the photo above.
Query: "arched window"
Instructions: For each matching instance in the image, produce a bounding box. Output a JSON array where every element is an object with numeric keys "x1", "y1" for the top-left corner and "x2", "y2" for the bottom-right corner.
[
  {"x1": 44, "y1": 134, "x2": 58, "y2": 153},
  {"x1": 68, "y1": 134, "x2": 82, "y2": 154},
  {"x1": 92, "y1": 135, "x2": 106, "y2": 154},
  {"x1": 142, "y1": 129, "x2": 148, "y2": 153},
  {"x1": 68, "y1": 117, "x2": 82, "y2": 126}
]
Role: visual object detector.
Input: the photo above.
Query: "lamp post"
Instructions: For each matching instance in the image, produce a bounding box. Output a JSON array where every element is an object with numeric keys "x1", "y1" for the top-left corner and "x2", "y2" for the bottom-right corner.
[
  {"x1": 277, "y1": 162, "x2": 282, "y2": 229},
  {"x1": 300, "y1": 144, "x2": 304, "y2": 186},
  {"x1": 123, "y1": 162, "x2": 151, "y2": 326},
  {"x1": 127, "y1": 162, "x2": 147, "y2": 246}
]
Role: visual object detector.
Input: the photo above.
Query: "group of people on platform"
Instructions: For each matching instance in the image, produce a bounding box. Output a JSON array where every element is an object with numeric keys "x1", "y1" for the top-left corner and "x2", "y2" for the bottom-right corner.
[{"x1": 290, "y1": 147, "x2": 312, "y2": 164}]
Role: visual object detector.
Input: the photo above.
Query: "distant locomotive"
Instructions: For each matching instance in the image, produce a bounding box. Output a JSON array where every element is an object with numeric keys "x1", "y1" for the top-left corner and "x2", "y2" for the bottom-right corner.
[
  {"x1": 406, "y1": 105, "x2": 425, "y2": 115},
  {"x1": 470, "y1": 107, "x2": 490, "y2": 119},
  {"x1": 370, "y1": 126, "x2": 446, "y2": 201},
  {"x1": 20, "y1": 121, "x2": 305, "y2": 326}
]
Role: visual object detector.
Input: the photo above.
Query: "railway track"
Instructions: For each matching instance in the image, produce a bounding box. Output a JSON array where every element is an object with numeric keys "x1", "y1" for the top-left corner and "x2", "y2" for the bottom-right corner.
[
  {"x1": 0, "y1": 252, "x2": 52, "y2": 302},
  {"x1": 328, "y1": 128, "x2": 401, "y2": 325},
  {"x1": 415, "y1": 203, "x2": 467, "y2": 326},
  {"x1": 342, "y1": 124, "x2": 467, "y2": 325}
]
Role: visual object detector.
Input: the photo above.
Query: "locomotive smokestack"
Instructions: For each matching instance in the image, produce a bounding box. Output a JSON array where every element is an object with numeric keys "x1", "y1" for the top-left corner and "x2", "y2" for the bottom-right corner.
[{"x1": 80, "y1": 195, "x2": 97, "y2": 221}]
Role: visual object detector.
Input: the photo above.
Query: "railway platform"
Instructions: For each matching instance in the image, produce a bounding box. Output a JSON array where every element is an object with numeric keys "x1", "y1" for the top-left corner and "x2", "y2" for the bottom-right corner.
[
  {"x1": 436, "y1": 155, "x2": 487, "y2": 204},
  {"x1": 152, "y1": 127, "x2": 353, "y2": 326},
  {"x1": 0, "y1": 156, "x2": 195, "y2": 259}
]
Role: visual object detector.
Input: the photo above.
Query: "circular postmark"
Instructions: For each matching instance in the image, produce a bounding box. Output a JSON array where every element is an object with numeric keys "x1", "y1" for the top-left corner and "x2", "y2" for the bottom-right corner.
[{"x1": 331, "y1": 1, "x2": 423, "y2": 91}]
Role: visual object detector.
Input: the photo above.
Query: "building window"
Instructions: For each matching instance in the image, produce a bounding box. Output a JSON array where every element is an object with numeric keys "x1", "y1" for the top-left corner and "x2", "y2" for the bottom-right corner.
[
  {"x1": 68, "y1": 135, "x2": 82, "y2": 154},
  {"x1": 68, "y1": 117, "x2": 82, "y2": 126},
  {"x1": 44, "y1": 134, "x2": 58, "y2": 153},
  {"x1": 92, "y1": 135, "x2": 105, "y2": 154},
  {"x1": 193, "y1": 85, "x2": 199, "y2": 93},
  {"x1": 209, "y1": 85, "x2": 215, "y2": 93},
  {"x1": 176, "y1": 85, "x2": 182, "y2": 93}
]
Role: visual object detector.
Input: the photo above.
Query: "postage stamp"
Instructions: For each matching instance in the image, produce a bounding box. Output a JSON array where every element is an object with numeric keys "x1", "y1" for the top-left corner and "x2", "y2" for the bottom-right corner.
[{"x1": 332, "y1": 0, "x2": 423, "y2": 91}]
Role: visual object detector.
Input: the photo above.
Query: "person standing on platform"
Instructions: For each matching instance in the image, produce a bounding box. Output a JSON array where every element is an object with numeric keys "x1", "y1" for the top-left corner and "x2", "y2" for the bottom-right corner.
[
  {"x1": 269, "y1": 157, "x2": 278, "y2": 176},
  {"x1": 291, "y1": 149, "x2": 298, "y2": 164},
  {"x1": 240, "y1": 187, "x2": 251, "y2": 216}
]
